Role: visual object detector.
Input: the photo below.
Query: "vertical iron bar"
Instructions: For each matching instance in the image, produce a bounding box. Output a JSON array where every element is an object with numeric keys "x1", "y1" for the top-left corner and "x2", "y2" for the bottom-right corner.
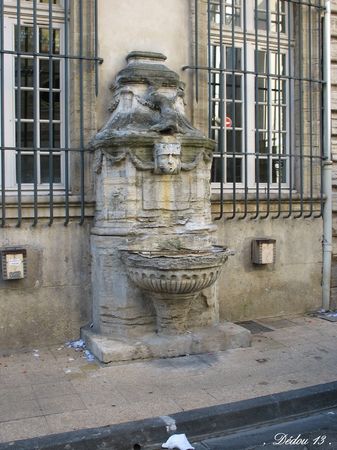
[
  {"x1": 16, "y1": 0, "x2": 22, "y2": 227},
  {"x1": 48, "y1": 0, "x2": 54, "y2": 225},
  {"x1": 252, "y1": 0, "x2": 260, "y2": 219},
  {"x1": 284, "y1": 0, "x2": 293, "y2": 218},
  {"x1": 315, "y1": 0, "x2": 324, "y2": 218},
  {"x1": 79, "y1": 0, "x2": 85, "y2": 224},
  {"x1": 304, "y1": 1, "x2": 314, "y2": 217},
  {"x1": 240, "y1": 0, "x2": 248, "y2": 219},
  {"x1": 215, "y1": 0, "x2": 225, "y2": 220},
  {"x1": 227, "y1": 0, "x2": 237, "y2": 219},
  {"x1": 0, "y1": 0, "x2": 5, "y2": 227},
  {"x1": 94, "y1": 0, "x2": 99, "y2": 96},
  {"x1": 195, "y1": 0, "x2": 199, "y2": 102},
  {"x1": 262, "y1": 0, "x2": 271, "y2": 218},
  {"x1": 64, "y1": 0, "x2": 69, "y2": 225},
  {"x1": 207, "y1": 0, "x2": 212, "y2": 138},
  {"x1": 33, "y1": 0, "x2": 38, "y2": 225},
  {"x1": 273, "y1": 0, "x2": 282, "y2": 218},
  {"x1": 317, "y1": 0, "x2": 324, "y2": 217},
  {"x1": 294, "y1": 0, "x2": 304, "y2": 218}
]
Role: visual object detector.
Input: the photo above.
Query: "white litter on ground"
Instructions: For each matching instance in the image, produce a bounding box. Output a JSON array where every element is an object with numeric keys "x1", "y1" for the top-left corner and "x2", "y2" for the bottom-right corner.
[
  {"x1": 66, "y1": 339, "x2": 85, "y2": 350},
  {"x1": 162, "y1": 434, "x2": 194, "y2": 450},
  {"x1": 65, "y1": 339, "x2": 95, "y2": 362},
  {"x1": 160, "y1": 416, "x2": 177, "y2": 433},
  {"x1": 83, "y1": 349, "x2": 95, "y2": 362}
]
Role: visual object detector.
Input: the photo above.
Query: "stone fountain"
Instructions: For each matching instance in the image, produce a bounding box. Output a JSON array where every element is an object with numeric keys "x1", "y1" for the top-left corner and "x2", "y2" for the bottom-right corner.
[{"x1": 83, "y1": 51, "x2": 250, "y2": 362}]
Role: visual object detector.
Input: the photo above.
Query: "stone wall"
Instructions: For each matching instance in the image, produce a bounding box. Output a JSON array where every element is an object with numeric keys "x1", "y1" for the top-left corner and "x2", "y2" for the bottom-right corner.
[
  {"x1": 0, "y1": 221, "x2": 92, "y2": 352},
  {"x1": 215, "y1": 216, "x2": 322, "y2": 321}
]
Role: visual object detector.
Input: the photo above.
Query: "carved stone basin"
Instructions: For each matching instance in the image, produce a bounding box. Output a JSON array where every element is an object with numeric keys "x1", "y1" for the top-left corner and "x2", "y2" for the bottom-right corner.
[{"x1": 120, "y1": 246, "x2": 229, "y2": 334}]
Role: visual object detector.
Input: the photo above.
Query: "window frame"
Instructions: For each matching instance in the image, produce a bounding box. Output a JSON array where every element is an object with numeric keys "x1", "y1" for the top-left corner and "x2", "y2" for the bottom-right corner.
[
  {"x1": 1, "y1": 1, "x2": 66, "y2": 193},
  {"x1": 208, "y1": 0, "x2": 294, "y2": 192}
]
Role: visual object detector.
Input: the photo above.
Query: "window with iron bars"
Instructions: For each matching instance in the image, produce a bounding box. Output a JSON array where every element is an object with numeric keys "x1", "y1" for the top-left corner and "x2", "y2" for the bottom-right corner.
[
  {"x1": 0, "y1": 0, "x2": 99, "y2": 226},
  {"x1": 191, "y1": 0, "x2": 324, "y2": 219}
]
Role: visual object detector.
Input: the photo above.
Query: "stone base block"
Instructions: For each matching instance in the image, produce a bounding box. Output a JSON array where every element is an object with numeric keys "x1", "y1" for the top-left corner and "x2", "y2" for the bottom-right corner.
[{"x1": 82, "y1": 323, "x2": 251, "y2": 363}]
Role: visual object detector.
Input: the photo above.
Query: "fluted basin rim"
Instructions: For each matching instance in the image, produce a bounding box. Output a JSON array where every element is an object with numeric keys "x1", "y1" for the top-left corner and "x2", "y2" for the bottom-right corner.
[{"x1": 120, "y1": 245, "x2": 230, "y2": 271}]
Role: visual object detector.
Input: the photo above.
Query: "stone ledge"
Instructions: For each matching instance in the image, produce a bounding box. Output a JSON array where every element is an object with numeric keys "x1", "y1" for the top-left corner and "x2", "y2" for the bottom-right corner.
[{"x1": 82, "y1": 323, "x2": 251, "y2": 364}]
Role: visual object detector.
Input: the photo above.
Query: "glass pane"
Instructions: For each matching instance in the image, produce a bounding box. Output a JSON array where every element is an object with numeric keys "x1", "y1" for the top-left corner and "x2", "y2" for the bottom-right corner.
[
  {"x1": 256, "y1": 10, "x2": 267, "y2": 30},
  {"x1": 226, "y1": 75, "x2": 242, "y2": 100},
  {"x1": 26, "y1": 0, "x2": 59, "y2": 3},
  {"x1": 227, "y1": 130, "x2": 242, "y2": 153},
  {"x1": 40, "y1": 123, "x2": 60, "y2": 148},
  {"x1": 39, "y1": 59, "x2": 60, "y2": 89},
  {"x1": 258, "y1": 105, "x2": 267, "y2": 129},
  {"x1": 16, "y1": 91, "x2": 34, "y2": 119},
  {"x1": 211, "y1": 45, "x2": 220, "y2": 68},
  {"x1": 40, "y1": 91, "x2": 60, "y2": 120},
  {"x1": 271, "y1": 12, "x2": 285, "y2": 33},
  {"x1": 270, "y1": 105, "x2": 286, "y2": 131},
  {"x1": 211, "y1": 128, "x2": 219, "y2": 142},
  {"x1": 211, "y1": 156, "x2": 223, "y2": 182},
  {"x1": 17, "y1": 154, "x2": 34, "y2": 183},
  {"x1": 257, "y1": 105, "x2": 286, "y2": 131},
  {"x1": 226, "y1": 102, "x2": 242, "y2": 127},
  {"x1": 40, "y1": 155, "x2": 61, "y2": 183},
  {"x1": 15, "y1": 58, "x2": 34, "y2": 87},
  {"x1": 39, "y1": 28, "x2": 60, "y2": 54},
  {"x1": 271, "y1": 79, "x2": 286, "y2": 104},
  {"x1": 257, "y1": 51, "x2": 266, "y2": 74},
  {"x1": 258, "y1": 77, "x2": 267, "y2": 102},
  {"x1": 209, "y1": 0, "x2": 240, "y2": 25},
  {"x1": 272, "y1": 158, "x2": 287, "y2": 182},
  {"x1": 17, "y1": 122, "x2": 34, "y2": 148},
  {"x1": 212, "y1": 102, "x2": 220, "y2": 126},
  {"x1": 226, "y1": 157, "x2": 242, "y2": 182},
  {"x1": 270, "y1": 0, "x2": 285, "y2": 13},
  {"x1": 225, "y1": 4, "x2": 241, "y2": 26},
  {"x1": 226, "y1": 47, "x2": 241, "y2": 70},
  {"x1": 258, "y1": 131, "x2": 269, "y2": 153},
  {"x1": 271, "y1": 132, "x2": 286, "y2": 154},
  {"x1": 15, "y1": 26, "x2": 34, "y2": 52},
  {"x1": 256, "y1": 158, "x2": 268, "y2": 182},
  {"x1": 211, "y1": 70, "x2": 220, "y2": 99},
  {"x1": 270, "y1": 53, "x2": 286, "y2": 76}
]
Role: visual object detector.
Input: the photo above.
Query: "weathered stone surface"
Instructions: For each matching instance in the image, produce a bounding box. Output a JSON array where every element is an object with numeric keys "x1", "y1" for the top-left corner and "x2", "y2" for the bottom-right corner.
[
  {"x1": 87, "y1": 52, "x2": 245, "y2": 361},
  {"x1": 83, "y1": 323, "x2": 251, "y2": 363}
]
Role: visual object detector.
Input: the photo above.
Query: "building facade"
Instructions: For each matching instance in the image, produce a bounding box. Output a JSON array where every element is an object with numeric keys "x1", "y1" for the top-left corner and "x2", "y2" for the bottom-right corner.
[{"x1": 0, "y1": 0, "x2": 331, "y2": 351}]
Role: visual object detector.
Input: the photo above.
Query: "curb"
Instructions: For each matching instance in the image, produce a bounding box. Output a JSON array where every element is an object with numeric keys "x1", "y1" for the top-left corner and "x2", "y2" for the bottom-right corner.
[{"x1": 2, "y1": 381, "x2": 337, "y2": 450}]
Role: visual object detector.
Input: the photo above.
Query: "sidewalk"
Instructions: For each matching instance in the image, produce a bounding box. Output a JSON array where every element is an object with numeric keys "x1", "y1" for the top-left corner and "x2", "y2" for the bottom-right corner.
[{"x1": 0, "y1": 315, "x2": 337, "y2": 445}]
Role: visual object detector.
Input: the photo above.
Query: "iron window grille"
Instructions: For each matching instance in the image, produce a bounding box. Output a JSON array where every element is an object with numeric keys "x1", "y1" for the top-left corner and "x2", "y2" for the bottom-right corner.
[
  {"x1": 0, "y1": 0, "x2": 101, "y2": 226},
  {"x1": 188, "y1": 0, "x2": 325, "y2": 219}
]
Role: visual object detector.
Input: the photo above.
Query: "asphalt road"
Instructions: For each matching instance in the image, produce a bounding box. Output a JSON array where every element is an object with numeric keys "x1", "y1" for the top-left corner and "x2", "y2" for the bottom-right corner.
[{"x1": 193, "y1": 407, "x2": 337, "y2": 450}]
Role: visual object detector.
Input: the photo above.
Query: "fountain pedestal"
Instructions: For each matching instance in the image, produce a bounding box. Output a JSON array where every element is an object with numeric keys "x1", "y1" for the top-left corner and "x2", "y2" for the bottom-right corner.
[{"x1": 83, "y1": 51, "x2": 251, "y2": 362}]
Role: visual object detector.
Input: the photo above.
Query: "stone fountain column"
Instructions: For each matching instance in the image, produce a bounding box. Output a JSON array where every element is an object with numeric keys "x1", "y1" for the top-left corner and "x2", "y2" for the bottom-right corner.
[{"x1": 83, "y1": 51, "x2": 250, "y2": 363}]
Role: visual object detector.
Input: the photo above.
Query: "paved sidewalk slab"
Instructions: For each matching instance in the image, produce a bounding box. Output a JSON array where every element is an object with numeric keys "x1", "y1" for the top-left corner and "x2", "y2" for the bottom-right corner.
[
  {"x1": 0, "y1": 315, "x2": 336, "y2": 445},
  {"x1": 1, "y1": 381, "x2": 337, "y2": 450}
]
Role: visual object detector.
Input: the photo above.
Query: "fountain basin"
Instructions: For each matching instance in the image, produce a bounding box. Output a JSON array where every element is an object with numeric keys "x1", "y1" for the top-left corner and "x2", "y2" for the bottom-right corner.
[{"x1": 120, "y1": 246, "x2": 230, "y2": 296}]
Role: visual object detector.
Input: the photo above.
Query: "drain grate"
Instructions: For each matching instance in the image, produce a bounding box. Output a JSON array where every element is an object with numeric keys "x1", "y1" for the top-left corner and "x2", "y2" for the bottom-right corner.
[
  {"x1": 316, "y1": 312, "x2": 337, "y2": 323},
  {"x1": 236, "y1": 321, "x2": 274, "y2": 334}
]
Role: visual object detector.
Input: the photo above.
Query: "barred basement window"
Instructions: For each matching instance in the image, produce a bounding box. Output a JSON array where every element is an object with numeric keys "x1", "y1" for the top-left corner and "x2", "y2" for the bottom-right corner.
[
  {"x1": 191, "y1": 0, "x2": 324, "y2": 219},
  {"x1": 210, "y1": 0, "x2": 291, "y2": 189},
  {"x1": 0, "y1": 0, "x2": 100, "y2": 226},
  {"x1": 2, "y1": 1, "x2": 64, "y2": 191}
]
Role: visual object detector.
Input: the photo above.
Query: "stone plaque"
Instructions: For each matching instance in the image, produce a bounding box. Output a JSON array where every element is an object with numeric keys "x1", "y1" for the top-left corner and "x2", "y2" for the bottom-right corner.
[{"x1": 143, "y1": 177, "x2": 190, "y2": 210}]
